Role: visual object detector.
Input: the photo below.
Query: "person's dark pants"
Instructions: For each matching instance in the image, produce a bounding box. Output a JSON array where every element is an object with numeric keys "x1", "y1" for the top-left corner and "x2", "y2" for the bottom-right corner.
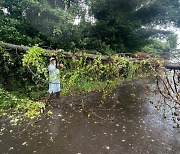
[
  {"x1": 48, "y1": 92, "x2": 62, "y2": 107},
  {"x1": 55, "y1": 92, "x2": 60, "y2": 100}
]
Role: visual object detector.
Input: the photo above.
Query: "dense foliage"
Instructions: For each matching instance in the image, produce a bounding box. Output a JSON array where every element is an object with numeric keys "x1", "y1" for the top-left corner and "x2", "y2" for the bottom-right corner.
[
  {"x1": 0, "y1": 0, "x2": 179, "y2": 53},
  {"x1": 0, "y1": 44, "x2": 154, "y2": 119},
  {"x1": 22, "y1": 46, "x2": 152, "y2": 95},
  {"x1": 0, "y1": 86, "x2": 45, "y2": 120},
  {"x1": 143, "y1": 33, "x2": 178, "y2": 56}
]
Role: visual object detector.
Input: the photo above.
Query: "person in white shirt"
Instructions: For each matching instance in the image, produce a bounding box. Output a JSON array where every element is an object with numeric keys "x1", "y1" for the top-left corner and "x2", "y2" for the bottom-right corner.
[{"x1": 48, "y1": 57, "x2": 63, "y2": 106}]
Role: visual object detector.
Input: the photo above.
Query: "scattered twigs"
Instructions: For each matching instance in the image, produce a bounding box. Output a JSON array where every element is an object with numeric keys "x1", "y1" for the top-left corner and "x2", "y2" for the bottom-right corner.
[
  {"x1": 17, "y1": 114, "x2": 48, "y2": 138},
  {"x1": 164, "y1": 70, "x2": 175, "y2": 94},
  {"x1": 149, "y1": 62, "x2": 180, "y2": 127},
  {"x1": 150, "y1": 65, "x2": 177, "y2": 102},
  {"x1": 172, "y1": 69, "x2": 179, "y2": 97},
  {"x1": 156, "y1": 76, "x2": 169, "y2": 100}
]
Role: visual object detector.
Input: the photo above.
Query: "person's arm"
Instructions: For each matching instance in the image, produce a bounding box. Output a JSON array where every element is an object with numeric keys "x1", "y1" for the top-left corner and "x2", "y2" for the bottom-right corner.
[{"x1": 57, "y1": 64, "x2": 64, "y2": 70}]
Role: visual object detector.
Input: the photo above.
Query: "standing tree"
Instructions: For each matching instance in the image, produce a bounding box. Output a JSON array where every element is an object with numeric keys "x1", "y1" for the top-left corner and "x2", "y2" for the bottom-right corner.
[{"x1": 85, "y1": 0, "x2": 180, "y2": 53}]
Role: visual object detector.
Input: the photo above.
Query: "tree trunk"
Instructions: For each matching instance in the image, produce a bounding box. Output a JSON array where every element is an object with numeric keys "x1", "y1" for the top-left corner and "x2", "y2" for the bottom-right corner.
[
  {"x1": 165, "y1": 63, "x2": 180, "y2": 70},
  {"x1": 0, "y1": 42, "x2": 116, "y2": 61}
]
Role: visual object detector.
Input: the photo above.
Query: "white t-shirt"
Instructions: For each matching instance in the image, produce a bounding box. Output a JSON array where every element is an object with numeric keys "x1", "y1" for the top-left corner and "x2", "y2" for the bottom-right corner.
[{"x1": 48, "y1": 63, "x2": 60, "y2": 84}]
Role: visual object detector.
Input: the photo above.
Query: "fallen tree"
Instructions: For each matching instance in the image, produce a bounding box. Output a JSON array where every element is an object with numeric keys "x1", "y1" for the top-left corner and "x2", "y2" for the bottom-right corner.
[
  {"x1": 165, "y1": 63, "x2": 180, "y2": 70},
  {"x1": 149, "y1": 62, "x2": 180, "y2": 127},
  {"x1": 0, "y1": 42, "x2": 114, "y2": 61},
  {"x1": 0, "y1": 42, "x2": 161, "y2": 63}
]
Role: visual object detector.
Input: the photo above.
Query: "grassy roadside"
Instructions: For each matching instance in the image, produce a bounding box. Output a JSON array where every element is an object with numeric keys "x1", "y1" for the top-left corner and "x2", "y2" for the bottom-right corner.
[{"x1": 0, "y1": 86, "x2": 45, "y2": 125}]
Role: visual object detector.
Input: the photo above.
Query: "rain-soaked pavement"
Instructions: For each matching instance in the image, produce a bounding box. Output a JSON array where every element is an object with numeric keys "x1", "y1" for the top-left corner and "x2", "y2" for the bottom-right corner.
[{"x1": 0, "y1": 78, "x2": 180, "y2": 154}]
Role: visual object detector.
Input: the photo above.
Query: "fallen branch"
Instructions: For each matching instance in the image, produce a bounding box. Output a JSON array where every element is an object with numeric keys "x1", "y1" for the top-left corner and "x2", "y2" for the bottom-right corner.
[
  {"x1": 0, "y1": 42, "x2": 159, "y2": 63},
  {"x1": 0, "y1": 42, "x2": 113, "y2": 61},
  {"x1": 165, "y1": 63, "x2": 180, "y2": 70}
]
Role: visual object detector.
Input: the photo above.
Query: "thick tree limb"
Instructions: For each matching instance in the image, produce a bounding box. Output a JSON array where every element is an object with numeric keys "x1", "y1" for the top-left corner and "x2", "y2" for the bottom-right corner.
[
  {"x1": 0, "y1": 42, "x2": 112, "y2": 61},
  {"x1": 1, "y1": 42, "x2": 30, "y2": 52},
  {"x1": 0, "y1": 42, "x2": 139, "y2": 62},
  {"x1": 165, "y1": 63, "x2": 180, "y2": 70}
]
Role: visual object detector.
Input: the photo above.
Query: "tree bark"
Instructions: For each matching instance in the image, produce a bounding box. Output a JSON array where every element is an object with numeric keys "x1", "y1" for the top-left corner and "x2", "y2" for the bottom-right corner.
[
  {"x1": 165, "y1": 63, "x2": 180, "y2": 70},
  {"x1": 1, "y1": 42, "x2": 30, "y2": 52},
  {"x1": 0, "y1": 42, "x2": 121, "y2": 61},
  {"x1": 2, "y1": 42, "x2": 173, "y2": 68}
]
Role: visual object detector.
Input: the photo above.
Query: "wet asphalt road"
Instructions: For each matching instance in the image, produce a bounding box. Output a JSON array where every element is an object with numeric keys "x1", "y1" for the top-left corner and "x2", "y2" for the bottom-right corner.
[{"x1": 0, "y1": 79, "x2": 180, "y2": 154}]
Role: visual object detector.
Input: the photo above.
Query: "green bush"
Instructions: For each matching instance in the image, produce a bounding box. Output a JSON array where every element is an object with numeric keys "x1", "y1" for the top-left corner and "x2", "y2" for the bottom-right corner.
[
  {"x1": 0, "y1": 86, "x2": 45, "y2": 119},
  {"x1": 22, "y1": 46, "x2": 152, "y2": 96}
]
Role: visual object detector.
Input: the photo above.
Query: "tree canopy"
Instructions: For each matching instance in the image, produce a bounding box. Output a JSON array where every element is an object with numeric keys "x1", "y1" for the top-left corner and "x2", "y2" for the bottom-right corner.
[
  {"x1": 87, "y1": 0, "x2": 180, "y2": 52},
  {"x1": 0, "y1": 0, "x2": 179, "y2": 53}
]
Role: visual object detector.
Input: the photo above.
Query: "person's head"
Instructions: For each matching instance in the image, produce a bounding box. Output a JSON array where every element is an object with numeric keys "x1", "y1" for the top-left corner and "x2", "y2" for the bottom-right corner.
[{"x1": 50, "y1": 57, "x2": 56, "y2": 65}]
